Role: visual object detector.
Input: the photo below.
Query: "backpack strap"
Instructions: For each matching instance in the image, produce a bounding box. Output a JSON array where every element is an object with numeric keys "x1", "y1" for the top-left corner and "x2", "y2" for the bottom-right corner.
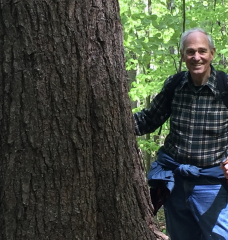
[
  {"x1": 216, "y1": 71, "x2": 228, "y2": 108},
  {"x1": 158, "y1": 71, "x2": 186, "y2": 135},
  {"x1": 166, "y1": 71, "x2": 186, "y2": 104}
]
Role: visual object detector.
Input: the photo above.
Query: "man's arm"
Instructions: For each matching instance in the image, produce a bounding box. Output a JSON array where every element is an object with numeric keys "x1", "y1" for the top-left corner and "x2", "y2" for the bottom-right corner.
[{"x1": 134, "y1": 77, "x2": 173, "y2": 136}]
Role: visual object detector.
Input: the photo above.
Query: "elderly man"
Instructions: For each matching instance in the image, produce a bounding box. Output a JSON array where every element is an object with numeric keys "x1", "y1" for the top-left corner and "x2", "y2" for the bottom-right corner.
[{"x1": 134, "y1": 28, "x2": 228, "y2": 239}]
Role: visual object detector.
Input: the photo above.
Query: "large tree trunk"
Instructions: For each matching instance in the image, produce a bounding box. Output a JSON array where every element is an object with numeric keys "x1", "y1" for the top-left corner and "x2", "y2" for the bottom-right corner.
[{"x1": 0, "y1": 1, "x2": 167, "y2": 239}]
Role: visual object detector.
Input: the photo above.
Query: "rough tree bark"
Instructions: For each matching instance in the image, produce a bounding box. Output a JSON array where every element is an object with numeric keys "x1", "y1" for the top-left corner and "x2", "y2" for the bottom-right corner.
[{"x1": 0, "y1": 1, "x2": 167, "y2": 239}]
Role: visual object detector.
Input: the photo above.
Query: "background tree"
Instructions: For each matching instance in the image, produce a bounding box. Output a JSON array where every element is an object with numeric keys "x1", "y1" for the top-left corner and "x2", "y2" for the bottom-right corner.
[{"x1": 0, "y1": 0, "x2": 167, "y2": 239}]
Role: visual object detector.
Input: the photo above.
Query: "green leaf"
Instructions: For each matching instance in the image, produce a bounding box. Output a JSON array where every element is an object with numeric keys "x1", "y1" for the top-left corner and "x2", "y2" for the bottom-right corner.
[{"x1": 219, "y1": 49, "x2": 228, "y2": 54}]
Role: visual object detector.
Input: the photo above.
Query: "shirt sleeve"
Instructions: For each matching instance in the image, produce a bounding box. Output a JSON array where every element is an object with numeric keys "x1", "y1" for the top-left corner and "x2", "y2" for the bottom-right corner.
[{"x1": 134, "y1": 76, "x2": 173, "y2": 136}]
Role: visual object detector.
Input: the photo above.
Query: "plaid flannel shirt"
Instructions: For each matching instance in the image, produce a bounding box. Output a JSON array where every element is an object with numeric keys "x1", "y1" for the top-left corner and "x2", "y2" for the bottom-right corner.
[{"x1": 134, "y1": 65, "x2": 228, "y2": 167}]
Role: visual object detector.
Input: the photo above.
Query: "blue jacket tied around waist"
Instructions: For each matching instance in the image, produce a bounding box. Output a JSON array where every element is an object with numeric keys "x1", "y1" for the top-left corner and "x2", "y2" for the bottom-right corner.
[{"x1": 148, "y1": 147, "x2": 226, "y2": 215}]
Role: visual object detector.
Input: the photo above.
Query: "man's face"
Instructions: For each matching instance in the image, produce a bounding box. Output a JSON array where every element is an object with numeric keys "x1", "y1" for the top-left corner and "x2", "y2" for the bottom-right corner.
[{"x1": 181, "y1": 31, "x2": 215, "y2": 80}]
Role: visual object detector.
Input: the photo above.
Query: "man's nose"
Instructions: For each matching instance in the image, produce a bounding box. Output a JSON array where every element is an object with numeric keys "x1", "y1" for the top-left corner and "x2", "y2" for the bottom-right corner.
[{"x1": 193, "y1": 52, "x2": 200, "y2": 60}]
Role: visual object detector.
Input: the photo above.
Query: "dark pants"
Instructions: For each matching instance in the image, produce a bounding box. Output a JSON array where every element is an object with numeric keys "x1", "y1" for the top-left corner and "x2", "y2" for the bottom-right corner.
[{"x1": 164, "y1": 174, "x2": 228, "y2": 240}]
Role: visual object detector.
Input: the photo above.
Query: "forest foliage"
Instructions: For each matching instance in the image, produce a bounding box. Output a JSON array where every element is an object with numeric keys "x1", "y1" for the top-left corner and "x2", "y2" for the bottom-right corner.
[{"x1": 119, "y1": 0, "x2": 228, "y2": 172}]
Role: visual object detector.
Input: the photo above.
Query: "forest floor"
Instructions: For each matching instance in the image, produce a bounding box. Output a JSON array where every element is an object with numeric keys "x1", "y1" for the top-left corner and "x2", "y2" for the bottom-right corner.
[{"x1": 154, "y1": 207, "x2": 169, "y2": 238}]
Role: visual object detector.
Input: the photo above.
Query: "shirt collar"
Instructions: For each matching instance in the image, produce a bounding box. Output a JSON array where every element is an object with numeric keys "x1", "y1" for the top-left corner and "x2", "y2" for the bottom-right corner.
[
  {"x1": 179, "y1": 65, "x2": 218, "y2": 96},
  {"x1": 206, "y1": 65, "x2": 217, "y2": 95}
]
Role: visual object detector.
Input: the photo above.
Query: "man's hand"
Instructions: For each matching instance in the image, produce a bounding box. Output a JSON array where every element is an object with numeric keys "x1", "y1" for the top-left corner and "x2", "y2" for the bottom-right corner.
[{"x1": 220, "y1": 158, "x2": 228, "y2": 179}]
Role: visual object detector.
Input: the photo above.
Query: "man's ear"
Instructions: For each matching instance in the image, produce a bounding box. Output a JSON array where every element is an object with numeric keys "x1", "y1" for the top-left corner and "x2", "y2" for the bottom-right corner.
[{"x1": 211, "y1": 48, "x2": 216, "y2": 60}]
